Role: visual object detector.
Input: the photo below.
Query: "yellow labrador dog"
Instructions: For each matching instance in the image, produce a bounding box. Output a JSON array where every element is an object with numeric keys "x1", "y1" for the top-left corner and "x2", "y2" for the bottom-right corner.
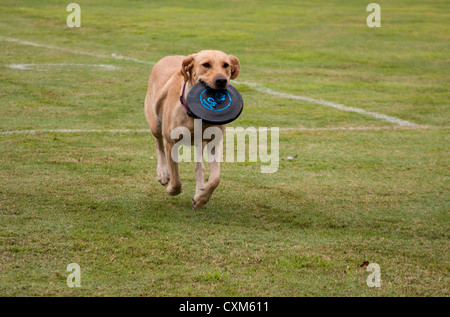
[{"x1": 144, "y1": 50, "x2": 240, "y2": 209}]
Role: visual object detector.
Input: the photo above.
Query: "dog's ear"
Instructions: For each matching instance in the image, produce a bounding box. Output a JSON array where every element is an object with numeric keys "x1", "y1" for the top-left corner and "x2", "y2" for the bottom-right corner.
[
  {"x1": 181, "y1": 54, "x2": 196, "y2": 82},
  {"x1": 228, "y1": 55, "x2": 240, "y2": 80}
]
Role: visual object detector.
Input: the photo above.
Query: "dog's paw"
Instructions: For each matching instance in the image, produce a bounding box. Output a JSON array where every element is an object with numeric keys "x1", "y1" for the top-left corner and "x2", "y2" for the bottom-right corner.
[
  {"x1": 166, "y1": 183, "x2": 182, "y2": 196},
  {"x1": 157, "y1": 167, "x2": 170, "y2": 186},
  {"x1": 192, "y1": 196, "x2": 209, "y2": 210},
  {"x1": 158, "y1": 177, "x2": 169, "y2": 186}
]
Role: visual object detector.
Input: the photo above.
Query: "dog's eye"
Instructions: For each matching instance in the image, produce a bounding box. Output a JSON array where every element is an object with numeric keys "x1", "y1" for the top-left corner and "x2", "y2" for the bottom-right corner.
[
  {"x1": 223, "y1": 63, "x2": 229, "y2": 68},
  {"x1": 202, "y1": 63, "x2": 211, "y2": 68}
]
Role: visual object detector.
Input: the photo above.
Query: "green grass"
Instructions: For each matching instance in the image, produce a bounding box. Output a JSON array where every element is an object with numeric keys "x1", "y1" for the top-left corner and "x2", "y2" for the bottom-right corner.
[{"x1": 0, "y1": 0, "x2": 449, "y2": 296}]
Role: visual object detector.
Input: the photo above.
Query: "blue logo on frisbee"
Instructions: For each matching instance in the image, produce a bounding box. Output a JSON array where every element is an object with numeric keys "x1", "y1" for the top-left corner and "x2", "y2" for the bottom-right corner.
[{"x1": 200, "y1": 89, "x2": 231, "y2": 112}]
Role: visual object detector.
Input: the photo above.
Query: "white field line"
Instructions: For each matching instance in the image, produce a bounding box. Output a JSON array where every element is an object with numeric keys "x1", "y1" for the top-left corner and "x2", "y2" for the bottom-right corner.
[
  {"x1": 1, "y1": 36, "x2": 417, "y2": 126},
  {"x1": 0, "y1": 129, "x2": 149, "y2": 135},
  {"x1": 234, "y1": 80, "x2": 417, "y2": 127},
  {"x1": 8, "y1": 63, "x2": 118, "y2": 70},
  {"x1": 0, "y1": 126, "x2": 430, "y2": 136},
  {"x1": 0, "y1": 36, "x2": 155, "y2": 65}
]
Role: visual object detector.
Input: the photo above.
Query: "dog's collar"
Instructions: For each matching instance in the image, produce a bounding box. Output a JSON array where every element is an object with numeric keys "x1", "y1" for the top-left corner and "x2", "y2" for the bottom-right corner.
[{"x1": 180, "y1": 82, "x2": 197, "y2": 118}]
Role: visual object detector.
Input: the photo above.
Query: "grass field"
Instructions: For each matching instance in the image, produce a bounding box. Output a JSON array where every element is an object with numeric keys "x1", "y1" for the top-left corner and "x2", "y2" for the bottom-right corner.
[{"x1": 0, "y1": 0, "x2": 449, "y2": 296}]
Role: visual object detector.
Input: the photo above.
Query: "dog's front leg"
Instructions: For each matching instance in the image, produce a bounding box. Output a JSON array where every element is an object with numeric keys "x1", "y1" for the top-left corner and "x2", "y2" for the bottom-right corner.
[
  {"x1": 155, "y1": 137, "x2": 170, "y2": 186},
  {"x1": 194, "y1": 141, "x2": 206, "y2": 195},
  {"x1": 192, "y1": 134, "x2": 223, "y2": 210},
  {"x1": 164, "y1": 139, "x2": 182, "y2": 196}
]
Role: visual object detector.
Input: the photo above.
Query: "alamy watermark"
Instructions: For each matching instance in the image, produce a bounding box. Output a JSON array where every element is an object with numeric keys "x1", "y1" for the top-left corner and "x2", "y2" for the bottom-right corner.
[
  {"x1": 171, "y1": 119, "x2": 279, "y2": 173},
  {"x1": 66, "y1": 3, "x2": 81, "y2": 27},
  {"x1": 367, "y1": 3, "x2": 381, "y2": 27},
  {"x1": 66, "y1": 263, "x2": 81, "y2": 287},
  {"x1": 366, "y1": 263, "x2": 381, "y2": 288}
]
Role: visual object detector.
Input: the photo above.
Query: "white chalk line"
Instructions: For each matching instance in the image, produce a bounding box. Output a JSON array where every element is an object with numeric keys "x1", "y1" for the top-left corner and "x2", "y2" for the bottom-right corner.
[
  {"x1": 234, "y1": 81, "x2": 417, "y2": 127},
  {"x1": 0, "y1": 36, "x2": 155, "y2": 65},
  {"x1": 8, "y1": 63, "x2": 118, "y2": 70},
  {"x1": 0, "y1": 126, "x2": 432, "y2": 136},
  {"x1": 1, "y1": 36, "x2": 417, "y2": 126}
]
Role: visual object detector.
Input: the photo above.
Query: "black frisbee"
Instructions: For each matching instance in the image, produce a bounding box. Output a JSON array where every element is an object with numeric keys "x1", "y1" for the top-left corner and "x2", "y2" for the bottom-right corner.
[{"x1": 185, "y1": 82, "x2": 243, "y2": 125}]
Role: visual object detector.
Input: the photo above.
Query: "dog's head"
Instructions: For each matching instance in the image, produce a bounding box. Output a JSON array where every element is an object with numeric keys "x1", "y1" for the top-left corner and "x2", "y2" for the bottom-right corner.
[{"x1": 181, "y1": 50, "x2": 240, "y2": 89}]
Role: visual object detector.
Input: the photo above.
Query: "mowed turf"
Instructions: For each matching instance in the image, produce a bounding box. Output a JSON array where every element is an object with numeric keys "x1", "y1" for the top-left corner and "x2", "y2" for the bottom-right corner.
[{"x1": 0, "y1": 0, "x2": 448, "y2": 296}]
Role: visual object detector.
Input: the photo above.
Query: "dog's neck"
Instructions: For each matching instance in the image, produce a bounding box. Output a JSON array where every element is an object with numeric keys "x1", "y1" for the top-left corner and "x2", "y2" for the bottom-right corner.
[
  {"x1": 180, "y1": 81, "x2": 196, "y2": 118},
  {"x1": 183, "y1": 80, "x2": 192, "y2": 97}
]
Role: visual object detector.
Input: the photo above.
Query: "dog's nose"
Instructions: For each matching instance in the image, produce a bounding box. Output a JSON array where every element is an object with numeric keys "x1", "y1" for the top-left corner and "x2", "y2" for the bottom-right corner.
[{"x1": 214, "y1": 76, "x2": 228, "y2": 89}]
